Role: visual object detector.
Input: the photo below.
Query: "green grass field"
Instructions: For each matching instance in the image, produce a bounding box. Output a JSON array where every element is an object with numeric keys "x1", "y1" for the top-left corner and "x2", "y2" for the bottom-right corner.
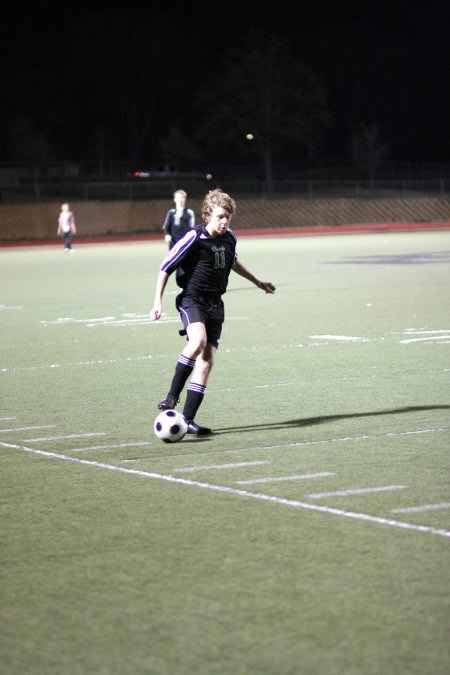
[{"x1": 1, "y1": 230, "x2": 449, "y2": 674}]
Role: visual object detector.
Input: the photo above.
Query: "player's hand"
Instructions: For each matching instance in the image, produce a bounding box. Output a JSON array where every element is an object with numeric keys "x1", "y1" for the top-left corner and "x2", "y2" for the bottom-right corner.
[
  {"x1": 164, "y1": 234, "x2": 172, "y2": 243},
  {"x1": 259, "y1": 281, "x2": 276, "y2": 294},
  {"x1": 150, "y1": 304, "x2": 162, "y2": 320}
]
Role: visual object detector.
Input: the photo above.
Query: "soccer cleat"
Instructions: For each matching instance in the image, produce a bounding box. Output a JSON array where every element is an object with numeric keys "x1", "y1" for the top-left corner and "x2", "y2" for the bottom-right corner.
[
  {"x1": 185, "y1": 419, "x2": 213, "y2": 436},
  {"x1": 157, "y1": 394, "x2": 179, "y2": 411}
]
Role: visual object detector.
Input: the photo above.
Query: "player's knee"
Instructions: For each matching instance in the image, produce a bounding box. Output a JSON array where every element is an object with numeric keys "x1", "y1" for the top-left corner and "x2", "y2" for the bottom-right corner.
[
  {"x1": 186, "y1": 324, "x2": 207, "y2": 355},
  {"x1": 191, "y1": 336, "x2": 207, "y2": 355}
]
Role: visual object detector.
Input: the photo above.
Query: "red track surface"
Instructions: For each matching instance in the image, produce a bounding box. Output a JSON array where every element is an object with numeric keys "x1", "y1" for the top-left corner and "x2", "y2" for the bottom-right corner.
[{"x1": 1, "y1": 220, "x2": 449, "y2": 248}]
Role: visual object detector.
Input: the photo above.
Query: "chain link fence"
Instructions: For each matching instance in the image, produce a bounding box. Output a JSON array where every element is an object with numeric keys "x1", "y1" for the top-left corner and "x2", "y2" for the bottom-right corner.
[{"x1": 1, "y1": 178, "x2": 450, "y2": 204}]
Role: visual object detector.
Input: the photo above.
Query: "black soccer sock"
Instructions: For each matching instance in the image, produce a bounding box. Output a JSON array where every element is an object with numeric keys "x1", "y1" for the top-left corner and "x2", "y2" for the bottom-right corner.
[
  {"x1": 183, "y1": 383, "x2": 206, "y2": 421},
  {"x1": 168, "y1": 354, "x2": 196, "y2": 398}
]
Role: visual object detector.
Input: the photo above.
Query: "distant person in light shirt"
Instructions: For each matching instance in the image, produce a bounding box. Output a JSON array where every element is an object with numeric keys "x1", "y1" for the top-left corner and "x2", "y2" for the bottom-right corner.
[
  {"x1": 57, "y1": 203, "x2": 76, "y2": 253},
  {"x1": 162, "y1": 189, "x2": 195, "y2": 249}
]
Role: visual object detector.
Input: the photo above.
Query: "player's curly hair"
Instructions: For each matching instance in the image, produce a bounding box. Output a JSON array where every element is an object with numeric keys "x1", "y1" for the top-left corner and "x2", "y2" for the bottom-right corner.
[{"x1": 202, "y1": 189, "x2": 236, "y2": 221}]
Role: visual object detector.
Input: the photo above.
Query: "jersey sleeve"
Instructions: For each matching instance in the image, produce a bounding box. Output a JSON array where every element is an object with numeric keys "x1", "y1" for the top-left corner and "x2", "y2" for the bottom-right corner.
[{"x1": 160, "y1": 229, "x2": 198, "y2": 274}]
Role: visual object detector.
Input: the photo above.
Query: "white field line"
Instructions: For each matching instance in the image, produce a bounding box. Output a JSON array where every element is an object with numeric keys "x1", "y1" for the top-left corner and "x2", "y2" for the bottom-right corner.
[
  {"x1": 101, "y1": 426, "x2": 450, "y2": 462},
  {"x1": 0, "y1": 417, "x2": 17, "y2": 421},
  {"x1": 0, "y1": 355, "x2": 158, "y2": 373},
  {"x1": 133, "y1": 427, "x2": 450, "y2": 464},
  {"x1": 175, "y1": 461, "x2": 270, "y2": 473},
  {"x1": 0, "y1": 425, "x2": 56, "y2": 433},
  {"x1": 70, "y1": 441, "x2": 152, "y2": 451},
  {"x1": 1, "y1": 440, "x2": 449, "y2": 539},
  {"x1": 23, "y1": 432, "x2": 106, "y2": 442},
  {"x1": 236, "y1": 472, "x2": 336, "y2": 485},
  {"x1": 309, "y1": 335, "x2": 368, "y2": 342},
  {"x1": 39, "y1": 314, "x2": 248, "y2": 328},
  {"x1": 400, "y1": 329, "x2": 450, "y2": 335},
  {"x1": 96, "y1": 316, "x2": 249, "y2": 328},
  {"x1": 391, "y1": 502, "x2": 450, "y2": 514},
  {"x1": 400, "y1": 335, "x2": 450, "y2": 344},
  {"x1": 84, "y1": 318, "x2": 179, "y2": 327},
  {"x1": 260, "y1": 427, "x2": 450, "y2": 450},
  {"x1": 308, "y1": 485, "x2": 407, "y2": 499},
  {"x1": 2, "y1": 346, "x2": 449, "y2": 374},
  {"x1": 400, "y1": 328, "x2": 450, "y2": 337}
]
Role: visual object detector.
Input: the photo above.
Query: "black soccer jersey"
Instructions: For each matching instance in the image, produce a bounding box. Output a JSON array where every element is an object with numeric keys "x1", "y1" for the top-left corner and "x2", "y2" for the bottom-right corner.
[
  {"x1": 160, "y1": 224, "x2": 238, "y2": 297},
  {"x1": 162, "y1": 207, "x2": 195, "y2": 244}
]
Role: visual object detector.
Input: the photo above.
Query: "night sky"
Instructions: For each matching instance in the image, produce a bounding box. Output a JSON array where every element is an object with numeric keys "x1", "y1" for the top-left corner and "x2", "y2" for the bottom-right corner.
[{"x1": 2, "y1": 1, "x2": 449, "y2": 167}]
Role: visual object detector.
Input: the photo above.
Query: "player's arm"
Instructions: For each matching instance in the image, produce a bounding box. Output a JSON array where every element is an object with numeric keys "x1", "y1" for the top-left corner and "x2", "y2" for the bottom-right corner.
[
  {"x1": 150, "y1": 270, "x2": 170, "y2": 320},
  {"x1": 162, "y1": 210, "x2": 172, "y2": 243},
  {"x1": 232, "y1": 260, "x2": 276, "y2": 294},
  {"x1": 151, "y1": 229, "x2": 197, "y2": 319}
]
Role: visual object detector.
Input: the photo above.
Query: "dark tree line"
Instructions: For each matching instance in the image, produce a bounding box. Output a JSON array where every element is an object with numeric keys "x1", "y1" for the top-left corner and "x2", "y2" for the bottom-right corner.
[{"x1": 1, "y1": 5, "x2": 449, "y2": 184}]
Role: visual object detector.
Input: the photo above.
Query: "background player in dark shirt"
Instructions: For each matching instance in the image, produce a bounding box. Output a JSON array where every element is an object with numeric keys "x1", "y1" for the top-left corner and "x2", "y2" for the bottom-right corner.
[
  {"x1": 162, "y1": 189, "x2": 195, "y2": 249},
  {"x1": 150, "y1": 189, "x2": 276, "y2": 435}
]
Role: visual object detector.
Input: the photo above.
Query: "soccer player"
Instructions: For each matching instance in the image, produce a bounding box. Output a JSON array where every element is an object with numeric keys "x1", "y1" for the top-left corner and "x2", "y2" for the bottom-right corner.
[
  {"x1": 57, "y1": 202, "x2": 76, "y2": 253},
  {"x1": 150, "y1": 188, "x2": 276, "y2": 436},
  {"x1": 162, "y1": 189, "x2": 195, "y2": 249}
]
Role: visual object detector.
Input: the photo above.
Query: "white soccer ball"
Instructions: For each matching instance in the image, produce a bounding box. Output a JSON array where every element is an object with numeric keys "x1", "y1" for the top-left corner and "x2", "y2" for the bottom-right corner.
[{"x1": 154, "y1": 409, "x2": 188, "y2": 443}]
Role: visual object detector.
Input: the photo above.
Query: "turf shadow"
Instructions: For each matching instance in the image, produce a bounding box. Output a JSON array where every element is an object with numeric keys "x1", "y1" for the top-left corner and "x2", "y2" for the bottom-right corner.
[{"x1": 214, "y1": 404, "x2": 450, "y2": 434}]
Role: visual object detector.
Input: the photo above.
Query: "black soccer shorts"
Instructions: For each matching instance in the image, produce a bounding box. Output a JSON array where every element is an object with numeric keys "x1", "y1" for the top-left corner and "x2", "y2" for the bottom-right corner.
[{"x1": 176, "y1": 293, "x2": 224, "y2": 348}]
